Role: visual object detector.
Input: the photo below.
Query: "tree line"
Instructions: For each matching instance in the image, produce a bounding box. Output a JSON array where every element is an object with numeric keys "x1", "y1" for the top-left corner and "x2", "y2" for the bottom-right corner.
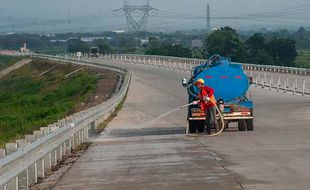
[
  {"x1": 206, "y1": 26, "x2": 298, "y2": 67},
  {"x1": 0, "y1": 27, "x2": 302, "y2": 67}
]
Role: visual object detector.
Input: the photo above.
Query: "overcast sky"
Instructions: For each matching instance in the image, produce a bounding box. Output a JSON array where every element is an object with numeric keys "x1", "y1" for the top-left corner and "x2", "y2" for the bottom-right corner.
[{"x1": 0, "y1": 0, "x2": 309, "y2": 33}]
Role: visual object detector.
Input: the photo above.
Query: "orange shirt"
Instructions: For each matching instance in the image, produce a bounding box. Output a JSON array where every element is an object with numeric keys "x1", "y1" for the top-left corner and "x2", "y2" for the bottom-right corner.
[{"x1": 197, "y1": 85, "x2": 216, "y2": 111}]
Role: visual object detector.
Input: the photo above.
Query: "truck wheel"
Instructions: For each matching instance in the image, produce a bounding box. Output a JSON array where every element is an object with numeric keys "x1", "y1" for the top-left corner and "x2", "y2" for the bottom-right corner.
[
  {"x1": 246, "y1": 119, "x2": 254, "y2": 131},
  {"x1": 238, "y1": 119, "x2": 246, "y2": 131},
  {"x1": 197, "y1": 121, "x2": 205, "y2": 133},
  {"x1": 189, "y1": 120, "x2": 197, "y2": 133}
]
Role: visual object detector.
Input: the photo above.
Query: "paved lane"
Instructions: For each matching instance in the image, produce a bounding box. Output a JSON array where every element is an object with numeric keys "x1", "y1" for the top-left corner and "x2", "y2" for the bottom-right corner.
[
  {"x1": 54, "y1": 60, "x2": 310, "y2": 190},
  {"x1": 197, "y1": 87, "x2": 310, "y2": 190}
]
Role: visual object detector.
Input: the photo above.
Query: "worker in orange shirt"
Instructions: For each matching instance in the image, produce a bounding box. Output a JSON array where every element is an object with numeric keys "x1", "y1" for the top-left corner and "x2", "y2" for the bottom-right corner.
[{"x1": 193, "y1": 78, "x2": 218, "y2": 134}]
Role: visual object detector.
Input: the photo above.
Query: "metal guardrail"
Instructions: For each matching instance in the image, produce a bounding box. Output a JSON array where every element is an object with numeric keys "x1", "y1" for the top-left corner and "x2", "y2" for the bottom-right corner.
[
  {"x1": 64, "y1": 53, "x2": 310, "y2": 76},
  {"x1": 0, "y1": 55, "x2": 131, "y2": 190},
  {"x1": 70, "y1": 54, "x2": 309, "y2": 96}
]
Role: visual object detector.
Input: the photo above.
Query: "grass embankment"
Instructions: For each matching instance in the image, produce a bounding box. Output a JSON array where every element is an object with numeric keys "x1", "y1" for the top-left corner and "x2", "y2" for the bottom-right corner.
[
  {"x1": 0, "y1": 55, "x2": 24, "y2": 71},
  {"x1": 0, "y1": 59, "x2": 100, "y2": 147},
  {"x1": 295, "y1": 49, "x2": 310, "y2": 68}
]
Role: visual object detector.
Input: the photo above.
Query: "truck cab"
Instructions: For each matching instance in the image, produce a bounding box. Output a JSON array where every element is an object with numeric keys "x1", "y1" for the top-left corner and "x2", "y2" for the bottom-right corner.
[{"x1": 90, "y1": 47, "x2": 100, "y2": 58}]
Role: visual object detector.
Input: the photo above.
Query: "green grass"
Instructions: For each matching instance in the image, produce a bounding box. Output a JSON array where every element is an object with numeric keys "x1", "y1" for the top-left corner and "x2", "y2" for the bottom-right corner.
[
  {"x1": 0, "y1": 55, "x2": 24, "y2": 71},
  {"x1": 295, "y1": 49, "x2": 310, "y2": 69},
  {"x1": 0, "y1": 59, "x2": 100, "y2": 147}
]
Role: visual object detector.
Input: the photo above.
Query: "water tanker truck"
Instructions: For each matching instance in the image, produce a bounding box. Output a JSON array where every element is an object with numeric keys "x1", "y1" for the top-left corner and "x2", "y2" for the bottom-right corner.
[{"x1": 182, "y1": 54, "x2": 254, "y2": 133}]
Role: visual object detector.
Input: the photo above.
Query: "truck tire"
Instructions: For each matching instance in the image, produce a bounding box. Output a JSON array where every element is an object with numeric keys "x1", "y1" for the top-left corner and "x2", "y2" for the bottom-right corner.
[
  {"x1": 238, "y1": 119, "x2": 246, "y2": 131},
  {"x1": 197, "y1": 121, "x2": 205, "y2": 133},
  {"x1": 246, "y1": 119, "x2": 254, "y2": 131},
  {"x1": 189, "y1": 120, "x2": 197, "y2": 133}
]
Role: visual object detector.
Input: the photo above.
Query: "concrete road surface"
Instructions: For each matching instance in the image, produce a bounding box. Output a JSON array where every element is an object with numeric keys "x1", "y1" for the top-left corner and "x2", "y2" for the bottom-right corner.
[{"x1": 53, "y1": 61, "x2": 310, "y2": 190}]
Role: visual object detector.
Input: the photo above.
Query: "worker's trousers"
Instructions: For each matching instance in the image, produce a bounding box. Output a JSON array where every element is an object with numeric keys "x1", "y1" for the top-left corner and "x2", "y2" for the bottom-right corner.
[{"x1": 205, "y1": 106, "x2": 217, "y2": 134}]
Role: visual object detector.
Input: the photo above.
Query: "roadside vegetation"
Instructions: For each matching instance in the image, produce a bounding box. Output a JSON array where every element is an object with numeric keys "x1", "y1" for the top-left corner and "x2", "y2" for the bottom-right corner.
[
  {"x1": 0, "y1": 55, "x2": 24, "y2": 71},
  {"x1": 0, "y1": 59, "x2": 100, "y2": 147},
  {"x1": 295, "y1": 49, "x2": 310, "y2": 68}
]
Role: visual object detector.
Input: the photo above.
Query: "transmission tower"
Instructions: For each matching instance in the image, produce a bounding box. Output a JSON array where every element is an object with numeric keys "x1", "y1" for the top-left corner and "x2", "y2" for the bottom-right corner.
[
  {"x1": 206, "y1": 3, "x2": 211, "y2": 34},
  {"x1": 115, "y1": 0, "x2": 158, "y2": 32}
]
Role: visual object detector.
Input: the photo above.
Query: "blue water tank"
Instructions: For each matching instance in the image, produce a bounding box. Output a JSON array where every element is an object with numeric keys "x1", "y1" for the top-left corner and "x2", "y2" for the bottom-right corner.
[{"x1": 193, "y1": 59, "x2": 249, "y2": 102}]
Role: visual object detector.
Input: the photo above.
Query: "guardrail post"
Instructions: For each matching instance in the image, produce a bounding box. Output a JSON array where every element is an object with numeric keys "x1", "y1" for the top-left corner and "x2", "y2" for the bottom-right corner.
[
  {"x1": 62, "y1": 142, "x2": 66, "y2": 156},
  {"x1": 269, "y1": 77, "x2": 272, "y2": 90},
  {"x1": 89, "y1": 121, "x2": 96, "y2": 133},
  {"x1": 28, "y1": 163, "x2": 37, "y2": 185},
  {"x1": 70, "y1": 136, "x2": 75, "y2": 150},
  {"x1": 293, "y1": 83, "x2": 296, "y2": 95},
  {"x1": 277, "y1": 77, "x2": 281, "y2": 91},
  {"x1": 72, "y1": 134, "x2": 76, "y2": 149},
  {"x1": 36, "y1": 158, "x2": 45, "y2": 178},
  {"x1": 75, "y1": 132, "x2": 80, "y2": 148},
  {"x1": 286, "y1": 78, "x2": 289, "y2": 90},
  {"x1": 16, "y1": 139, "x2": 28, "y2": 149},
  {"x1": 255, "y1": 77, "x2": 258, "y2": 87},
  {"x1": 0, "y1": 149, "x2": 5, "y2": 158},
  {"x1": 284, "y1": 81, "x2": 287, "y2": 93},
  {"x1": 33, "y1": 130, "x2": 43, "y2": 139},
  {"x1": 57, "y1": 145, "x2": 62, "y2": 162},
  {"x1": 84, "y1": 127, "x2": 87, "y2": 141},
  {"x1": 44, "y1": 152, "x2": 52, "y2": 174},
  {"x1": 17, "y1": 170, "x2": 28, "y2": 190},
  {"x1": 40, "y1": 127, "x2": 50, "y2": 135},
  {"x1": 302, "y1": 80, "x2": 306, "y2": 96},
  {"x1": 80, "y1": 130, "x2": 83, "y2": 144},
  {"x1": 25, "y1": 135, "x2": 35, "y2": 143},
  {"x1": 5, "y1": 143, "x2": 17, "y2": 155},
  {"x1": 67, "y1": 139, "x2": 72, "y2": 156},
  {"x1": 263, "y1": 73, "x2": 267, "y2": 88},
  {"x1": 51, "y1": 149, "x2": 57, "y2": 167},
  {"x1": 77, "y1": 131, "x2": 81, "y2": 146},
  {"x1": 80, "y1": 130, "x2": 84, "y2": 144},
  {"x1": 5, "y1": 177, "x2": 18, "y2": 190},
  {"x1": 83, "y1": 127, "x2": 88, "y2": 142}
]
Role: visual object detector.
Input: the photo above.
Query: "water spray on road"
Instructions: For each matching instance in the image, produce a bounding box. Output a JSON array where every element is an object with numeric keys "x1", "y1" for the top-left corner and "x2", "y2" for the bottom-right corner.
[{"x1": 145, "y1": 102, "x2": 225, "y2": 137}]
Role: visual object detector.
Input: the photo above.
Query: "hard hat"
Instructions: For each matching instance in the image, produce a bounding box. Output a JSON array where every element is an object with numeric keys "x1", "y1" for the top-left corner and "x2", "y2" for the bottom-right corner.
[{"x1": 194, "y1": 78, "x2": 204, "y2": 85}]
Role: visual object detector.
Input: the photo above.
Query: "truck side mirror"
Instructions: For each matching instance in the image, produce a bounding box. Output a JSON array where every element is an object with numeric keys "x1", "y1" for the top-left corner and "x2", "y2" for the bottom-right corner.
[
  {"x1": 248, "y1": 76, "x2": 253, "y2": 84},
  {"x1": 182, "y1": 78, "x2": 187, "y2": 87}
]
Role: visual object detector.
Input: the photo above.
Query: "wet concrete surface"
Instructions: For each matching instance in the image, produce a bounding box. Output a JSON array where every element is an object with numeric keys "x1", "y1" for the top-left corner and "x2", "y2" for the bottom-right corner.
[
  {"x1": 54, "y1": 135, "x2": 242, "y2": 190},
  {"x1": 54, "y1": 61, "x2": 310, "y2": 190}
]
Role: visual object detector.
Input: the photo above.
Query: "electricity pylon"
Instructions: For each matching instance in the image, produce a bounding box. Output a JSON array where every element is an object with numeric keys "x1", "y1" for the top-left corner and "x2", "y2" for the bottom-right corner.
[{"x1": 115, "y1": 0, "x2": 158, "y2": 32}]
